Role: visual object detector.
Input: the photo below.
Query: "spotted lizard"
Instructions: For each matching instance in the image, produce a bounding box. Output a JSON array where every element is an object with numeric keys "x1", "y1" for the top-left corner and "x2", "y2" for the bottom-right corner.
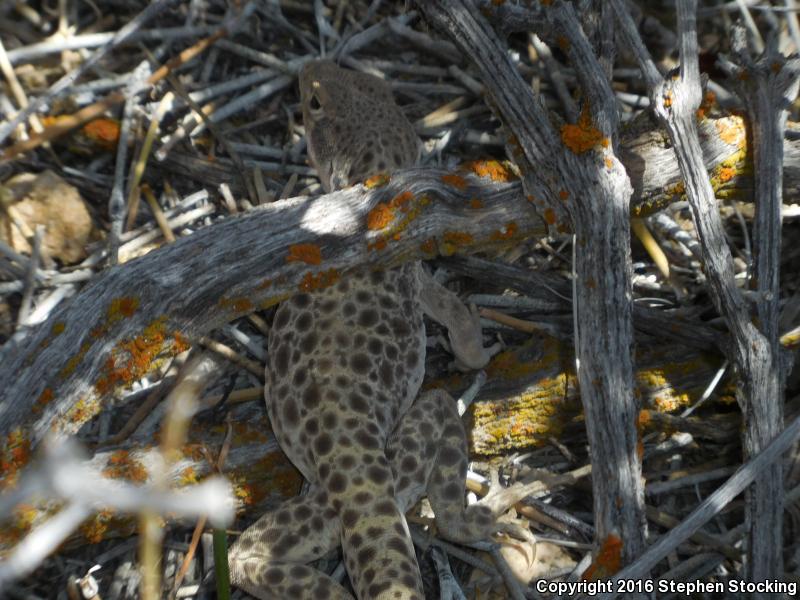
[{"x1": 228, "y1": 60, "x2": 501, "y2": 600}]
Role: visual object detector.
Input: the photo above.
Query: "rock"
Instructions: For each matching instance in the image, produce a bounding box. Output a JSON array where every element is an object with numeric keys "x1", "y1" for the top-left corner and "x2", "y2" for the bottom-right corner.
[{"x1": 0, "y1": 170, "x2": 96, "y2": 264}]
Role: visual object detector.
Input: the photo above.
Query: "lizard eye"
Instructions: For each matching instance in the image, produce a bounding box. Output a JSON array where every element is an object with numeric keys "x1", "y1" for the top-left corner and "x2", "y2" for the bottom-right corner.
[{"x1": 309, "y1": 94, "x2": 322, "y2": 111}]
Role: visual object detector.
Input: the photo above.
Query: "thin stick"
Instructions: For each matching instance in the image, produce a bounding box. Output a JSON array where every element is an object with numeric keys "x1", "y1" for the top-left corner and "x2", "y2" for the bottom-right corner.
[{"x1": 1, "y1": 3, "x2": 256, "y2": 161}]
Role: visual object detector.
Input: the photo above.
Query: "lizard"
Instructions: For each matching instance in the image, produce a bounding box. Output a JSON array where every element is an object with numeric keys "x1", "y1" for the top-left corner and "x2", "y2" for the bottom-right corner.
[{"x1": 228, "y1": 59, "x2": 501, "y2": 600}]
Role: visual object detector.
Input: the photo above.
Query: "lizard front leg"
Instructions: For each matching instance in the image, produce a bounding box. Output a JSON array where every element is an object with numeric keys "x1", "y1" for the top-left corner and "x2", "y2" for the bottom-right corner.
[{"x1": 415, "y1": 264, "x2": 501, "y2": 371}]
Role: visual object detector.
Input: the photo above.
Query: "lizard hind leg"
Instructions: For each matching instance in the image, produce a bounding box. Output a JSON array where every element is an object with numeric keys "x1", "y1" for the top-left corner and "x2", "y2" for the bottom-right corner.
[
  {"x1": 388, "y1": 389, "x2": 497, "y2": 546},
  {"x1": 228, "y1": 487, "x2": 351, "y2": 599},
  {"x1": 324, "y1": 448, "x2": 426, "y2": 600}
]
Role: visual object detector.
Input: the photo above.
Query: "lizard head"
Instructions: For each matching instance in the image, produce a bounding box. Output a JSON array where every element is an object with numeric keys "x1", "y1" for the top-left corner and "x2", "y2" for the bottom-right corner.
[{"x1": 298, "y1": 59, "x2": 420, "y2": 192}]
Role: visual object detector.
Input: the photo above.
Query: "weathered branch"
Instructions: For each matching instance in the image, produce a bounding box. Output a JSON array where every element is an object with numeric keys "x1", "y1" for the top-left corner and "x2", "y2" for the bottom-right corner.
[
  {"x1": 158, "y1": 114, "x2": 800, "y2": 211},
  {"x1": 416, "y1": 0, "x2": 647, "y2": 569},
  {"x1": 717, "y1": 23, "x2": 800, "y2": 585},
  {"x1": 591, "y1": 411, "x2": 800, "y2": 599},
  {"x1": 0, "y1": 169, "x2": 540, "y2": 450},
  {"x1": 613, "y1": 0, "x2": 796, "y2": 588}
]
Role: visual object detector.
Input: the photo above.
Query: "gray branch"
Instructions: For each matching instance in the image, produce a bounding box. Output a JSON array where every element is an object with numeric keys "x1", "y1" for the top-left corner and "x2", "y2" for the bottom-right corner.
[
  {"x1": 416, "y1": 0, "x2": 647, "y2": 568},
  {"x1": 0, "y1": 169, "x2": 541, "y2": 445},
  {"x1": 612, "y1": 0, "x2": 795, "y2": 587}
]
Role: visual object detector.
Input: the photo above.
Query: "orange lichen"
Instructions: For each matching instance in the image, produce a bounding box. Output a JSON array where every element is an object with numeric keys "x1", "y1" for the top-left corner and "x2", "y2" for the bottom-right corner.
[
  {"x1": 556, "y1": 36, "x2": 570, "y2": 51},
  {"x1": 255, "y1": 452, "x2": 304, "y2": 497},
  {"x1": 367, "y1": 191, "x2": 427, "y2": 252},
  {"x1": 364, "y1": 173, "x2": 390, "y2": 188},
  {"x1": 94, "y1": 316, "x2": 184, "y2": 396},
  {"x1": 103, "y1": 450, "x2": 148, "y2": 483},
  {"x1": 441, "y1": 174, "x2": 468, "y2": 190},
  {"x1": 490, "y1": 222, "x2": 517, "y2": 241},
  {"x1": 663, "y1": 90, "x2": 673, "y2": 108},
  {"x1": 182, "y1": 443, "x2": 206, "y2": 462},
  {"x1": 390, "y1": 190, "x2": 414, "y2": 210},
  {"x1": 367, "y1": 203, "x2": 395, "y2": 230},
  {"x1": 32, "y1": 387, "x2": 54, "y2": 414},
  {"x1": 80, "y1": 509, "x2": 115, "y2": 543},
  {"x1": 543, "y1": 208, "x2": 557, "y2": 225},
  {"x1": 464, "y1": 159, "x2": 512, "y2": 182},
  {"x1": 220, "y1": 297, "x2": 254, "y2": 313},
  {"x1": 299, "y1": 268, "x2": 340, "y2": 292},
  {"x1": 64, "y1": 396, "x2": 102, "y2": 424},
  {"x1": 82, "y1": 119, "x2": 120, "y2": 150},
  {"x1": 604, "y1": 157, "x2": 614, "y2": 169},
  {"x1": 178, "y1": 466, "x2": 199, "y2": 486},
  {"x1": 696, "y1": 91, "x2": 716, "y2": 119},
  {"x1": 561, "y1": 105, "x2": 606, "y2": 154},
  {"x1": 108, "y1": 297, "x2": 139, "y2": 322},
  {"x1": 52, "y1": 322, "x2": 65, "y2": 335},
  {"x1": 257, "y1": 278, "x2": 273, "y2": 290},
  {"x1": 716, "y1": 117, "x2": 746, "y2": 147},
  {"x1": 286, "y1": 243, "x2": 323, "y2": 265},
  {"x1": 367, "y1": 238, "x2": 387, "y2": 252},
  {"x1": 420, "y1": 238, "x2": 437, "y2": 254},
  {"x1": 0, "y1": 428, "x2": 31, "y2": 488},
  {"x1": 469, "y1": 198, "x2": 484, "y2": 209},
  {"x1": 172, "y1": 331, "x2": 190, "y2": 354},
  {"x1": 442, "y1": 231, "x2": 473, "y2": 246},
  {"x1": 582, "y1": 533, "x2": 623, "y2": 580},
  {"x1": 559, "y1": 190, "x2": 570, "y2": 201},
  {"x1": 60, "y1": 341, "x2": 91, "y2": 378},
  {"x1": 718, "y1": 166, "x2": 736, "y2": 182}
]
